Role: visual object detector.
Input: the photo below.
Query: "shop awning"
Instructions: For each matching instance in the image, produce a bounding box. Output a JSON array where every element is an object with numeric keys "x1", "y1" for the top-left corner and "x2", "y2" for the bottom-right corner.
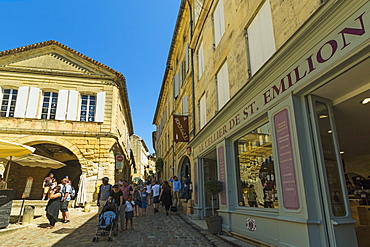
[
  {"x1": 0, "y1": 139, "x2": 35, "y2": 158},
  {"x1": 1, "y1": 154, "x2": 66, "y2": 169}
]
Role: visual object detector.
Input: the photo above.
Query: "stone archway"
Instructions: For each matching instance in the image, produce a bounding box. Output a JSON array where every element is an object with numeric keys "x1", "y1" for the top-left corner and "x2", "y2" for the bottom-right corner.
[{"x1": 179, "y1": 156, "x2": 191, "y2": 179}]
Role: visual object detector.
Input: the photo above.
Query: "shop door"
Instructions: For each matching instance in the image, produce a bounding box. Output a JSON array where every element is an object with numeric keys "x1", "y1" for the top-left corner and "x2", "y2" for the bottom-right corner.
[{"x1": 308, "y1": 95, "x2": 357, "y2": 247}]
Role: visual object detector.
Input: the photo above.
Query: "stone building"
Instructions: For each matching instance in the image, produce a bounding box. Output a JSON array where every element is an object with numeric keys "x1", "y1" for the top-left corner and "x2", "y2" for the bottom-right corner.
[
  {"x1": 153, "y1": 0, "x2": 370, "y2": 246},
  {"x1": 130, "y1": 134, "x2": 150, "y2": 183},
  {"x1": 0, "y1": 41, "x2": 133, "y2": 202}
]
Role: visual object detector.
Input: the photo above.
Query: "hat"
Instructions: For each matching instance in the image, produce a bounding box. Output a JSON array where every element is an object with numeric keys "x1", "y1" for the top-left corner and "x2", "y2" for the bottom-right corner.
[{"x1": 102, "y1": 177, "x2": 109, "y2": 181}]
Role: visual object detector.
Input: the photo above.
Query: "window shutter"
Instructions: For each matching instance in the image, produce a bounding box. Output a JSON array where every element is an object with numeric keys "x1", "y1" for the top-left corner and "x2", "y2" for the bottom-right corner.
[
  {"x1": 182, "y1": 96, "x2": 189, "y2": 115},
  {"x1": 25, "y1": 87, "x2": 40, "y2": 118},
  {"x1": 66, "y1": 90, "x2": 78, "y2": 121},
  {"x1": 217, "y1": 62, "x2": 230, "y2": 110},
  {"x1": 213, "y1": 0, "x2": 225, "y2": 47},
  {"x1": 185, "y1": 44, "x2": 189, "y2": 72},
  {"x1": 248, "y1": 1, "x2": 275, "y2": 75},
  {"x1": 14, "y1": 86, "x2": 29, "y2": 118},
  {"x1": 198, "y1": 42, "x2": 204, "y2": 79},
  {"x1": 55, "y1": 90, "x2": 69, "y2": 120},
  {"x1": 199, "y1": 94, "x2": 206, "y2": 129},
  {"x1": 0, "y1": 87, "x2": 3, "y2": 104},
  {"x1": 95, "y1": 92, "x2": 106, "y2": 122},
  {"x1": 174, "y1": 74, "x2": 180, "y2": 98}
]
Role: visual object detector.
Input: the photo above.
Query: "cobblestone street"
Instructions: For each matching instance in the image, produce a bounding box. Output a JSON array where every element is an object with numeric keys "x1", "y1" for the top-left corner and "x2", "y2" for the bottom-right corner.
[{"x1": 0, "y1": 205, "x2": 241, "y2": 247}]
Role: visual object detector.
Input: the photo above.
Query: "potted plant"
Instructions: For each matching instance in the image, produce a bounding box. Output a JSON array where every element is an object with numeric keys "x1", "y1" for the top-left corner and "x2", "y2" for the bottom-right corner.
[{"x1": 204, "y1": 179, "x2": 222, "y2": 234}]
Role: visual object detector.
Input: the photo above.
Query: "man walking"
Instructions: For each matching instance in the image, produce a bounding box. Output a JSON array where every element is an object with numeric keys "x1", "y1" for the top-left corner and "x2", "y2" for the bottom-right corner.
[
  {"x1": 152, "y1": 181, "x2": 161, "y2": 213},
  {"x1": 60, "y1": 177, "x2": 72, "y2": 223},
  {"x1": 169, "y1": 176, "x2": 181, "y2": 207},
  {"x1": 97, "y1": 177, "x2": 112, "y2": 214}
]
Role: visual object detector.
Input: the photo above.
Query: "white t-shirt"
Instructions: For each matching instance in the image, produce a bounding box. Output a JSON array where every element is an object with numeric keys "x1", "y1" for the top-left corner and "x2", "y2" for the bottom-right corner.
[
  {"x1": 152, "y1": 184, "x2": 161, "y2": 197},
  {"x1": 125, "y1": 200, "x2": 135, "y2": 212},
  {"x1": 146, "y1": 184, "x2": 152, "y2": 194}
]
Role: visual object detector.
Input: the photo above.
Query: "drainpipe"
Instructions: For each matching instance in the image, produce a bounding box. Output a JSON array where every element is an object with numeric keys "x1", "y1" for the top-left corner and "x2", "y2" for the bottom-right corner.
[{"x1": 186, "y1": 0, "x2": 196, "y2": 138}]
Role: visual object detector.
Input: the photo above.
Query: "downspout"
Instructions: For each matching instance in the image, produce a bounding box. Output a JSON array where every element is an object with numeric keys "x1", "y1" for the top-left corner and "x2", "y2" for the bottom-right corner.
[{"x1": 186, "y1": 0, "x2": 196, "y2": 137}]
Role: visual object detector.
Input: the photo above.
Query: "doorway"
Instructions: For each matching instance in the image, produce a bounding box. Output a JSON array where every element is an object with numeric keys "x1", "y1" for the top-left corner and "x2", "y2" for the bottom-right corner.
[
  {"x1": 309, "y1": 58, "x2": 370, "y2": 246},
  {"x1": 202, "y1": 150, "x2": 218, "y2": 217}
]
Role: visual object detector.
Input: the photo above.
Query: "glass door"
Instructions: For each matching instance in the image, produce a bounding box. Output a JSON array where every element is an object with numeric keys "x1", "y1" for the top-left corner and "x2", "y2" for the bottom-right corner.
[{"x1": 308, "y1": 95, "x2": 357, "y2": 246}]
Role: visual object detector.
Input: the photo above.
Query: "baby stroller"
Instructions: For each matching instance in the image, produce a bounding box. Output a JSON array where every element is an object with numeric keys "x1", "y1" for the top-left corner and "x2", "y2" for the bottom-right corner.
[{"x1": 92, "y1": 201, "x2": 118, "y2": 242}]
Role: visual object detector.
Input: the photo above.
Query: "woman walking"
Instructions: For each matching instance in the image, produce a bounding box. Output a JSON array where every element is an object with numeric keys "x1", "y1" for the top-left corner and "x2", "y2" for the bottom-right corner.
[
  {"x1": 108, "y1": 184, "x2": 124, "y2": 232},
  {"x1": 159, "y1": 181, "x2": 172, "y2": 216},
  {"x1": 45, "y1": 185, "x2": 62, "y2": 229}
]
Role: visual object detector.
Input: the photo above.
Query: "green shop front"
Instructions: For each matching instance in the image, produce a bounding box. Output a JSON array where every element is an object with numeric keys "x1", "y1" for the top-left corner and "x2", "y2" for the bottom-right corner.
[{"x1": 190, "y1": 2, "x2": 370, "y2": 247}]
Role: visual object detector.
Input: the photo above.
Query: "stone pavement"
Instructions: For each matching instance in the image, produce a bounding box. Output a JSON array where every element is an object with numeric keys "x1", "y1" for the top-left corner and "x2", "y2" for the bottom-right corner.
[{"x1": 0, "y1": 204, "x2": 256, "y2": 247}]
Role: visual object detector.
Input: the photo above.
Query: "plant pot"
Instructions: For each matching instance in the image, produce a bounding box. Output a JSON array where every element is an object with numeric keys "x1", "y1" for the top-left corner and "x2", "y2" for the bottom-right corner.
[{"x1": 205, "y1": 215, "x2": 222, "y2": 234}]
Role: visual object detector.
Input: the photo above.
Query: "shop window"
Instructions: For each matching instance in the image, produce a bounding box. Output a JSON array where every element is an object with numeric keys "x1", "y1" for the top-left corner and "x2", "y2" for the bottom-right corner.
[
  {"x1": 235, "y1": 122, "x2": 278, "y2": 208},
  {"x1": 41, "y1": 92, "x2": 58, "y2": 120},
  {"x1": 0, "y1": 88, "x2": 17, "y2": 117},
  {"x1": 80, "y1": 94, "x2": 96, "y2": 122}
]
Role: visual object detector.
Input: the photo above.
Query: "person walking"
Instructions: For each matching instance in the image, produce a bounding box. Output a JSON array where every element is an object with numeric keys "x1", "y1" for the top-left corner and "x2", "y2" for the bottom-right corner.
[
  {"x1": 97, "y1": 177, "x2": 112, "y2": 214},
  {"x1": 146, "y1": 180, "x2": 153, "y2": 206},
  {"x1": 159, "y1": 181, "x2": 172, "y2": 216},
  {"x1": 152, "y1": 181, "x2": 161, "y2": 213},
  {"x1": 42, "y1": 173, "x2": 54, "y2": 200},
  {"x1": 168, "y1": 176, "x2": 181, "y2": 207},
  {"x1": 133, "y1": 185, "x2": 141, "y2": 217},
  {"x1": 108, "y1": 184, "x2": 124, "y2": 232},
  {"x1": 120, "y1": 180, "x2": 133, "y2": 201},
  {"x1": 60, "y1": 177, "x2": 72, "y2": 223},
  {"x1": 140, "y1": 187, "x2": 149, "y2": 216},
  {"x1": 45, "y1": 185, "x2": 62, "y2": 229},
  {"x1": 125, "y1": 194, "x2": 135, "y2": 230}
]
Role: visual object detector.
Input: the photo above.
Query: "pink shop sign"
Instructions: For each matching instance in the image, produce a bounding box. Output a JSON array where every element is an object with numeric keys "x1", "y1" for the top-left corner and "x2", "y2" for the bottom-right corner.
[
  {"x1": 274, "y1": 109, "x2": 300, "y2": 210},
  {"x1": 218, "y1": 146, "x2": 227, "y2": 205}
]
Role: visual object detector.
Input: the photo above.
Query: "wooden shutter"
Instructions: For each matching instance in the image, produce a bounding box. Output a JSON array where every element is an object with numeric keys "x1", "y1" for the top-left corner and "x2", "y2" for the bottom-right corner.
[
  {"x1": 55, "y1": 90, "x2": 68, "y2": 120},
  {"x1": 0, "y1": 87, "x2": 3, "y2": 105},
  {"x1": 185, "y1": 44, "x2": 189, "y2": 72},
  {"x1": 217, "y1": 62, "x2": 230, "y2": 110},
  {"x1": 25, "y1": 87, "x2": 40, "y2": 118},
  {"x1": 198, "y1": 42, "x2": 204, "y2": 79},
  {"x1": 182, "y1": 96, "x2": 189, "y2": 115},
  {"x1": 14, "y1": 86, "x2": 29, "y2": 118},
  {"x1": 66, "y1": 90, "x2": 78, "y2": 121},
  {"x1": 199, "y1": 94, "x2": 206, "y2": 129},
  {"x1": 174, "y1": 74, "x2": 180, "y2": 98},
  {"x1": 95, "y1": 92, "x2": 106, "y2": 122},
  {"x1": 248, "y1": 0, "x2": 276, "y2": 75},
  {"x1": 213, "y1": 0, "x2": 225, "y2": 47}
]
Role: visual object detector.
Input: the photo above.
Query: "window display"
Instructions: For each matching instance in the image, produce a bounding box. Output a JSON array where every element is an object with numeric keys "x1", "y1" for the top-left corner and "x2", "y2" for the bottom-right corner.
[{"x1": 235, "y1": 123, "x2": 278, "y2": 208}]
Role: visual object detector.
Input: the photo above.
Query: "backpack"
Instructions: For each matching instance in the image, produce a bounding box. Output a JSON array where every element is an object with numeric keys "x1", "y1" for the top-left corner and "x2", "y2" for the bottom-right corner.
[{"x1": 70, "y1": 186, "x2": 76, "y2": 200}]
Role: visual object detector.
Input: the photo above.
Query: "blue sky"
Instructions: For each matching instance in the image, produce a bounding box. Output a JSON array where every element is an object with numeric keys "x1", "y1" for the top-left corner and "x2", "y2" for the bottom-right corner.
[{"x1": 0, "y1": 0, "x2": 181, "y2": 153}]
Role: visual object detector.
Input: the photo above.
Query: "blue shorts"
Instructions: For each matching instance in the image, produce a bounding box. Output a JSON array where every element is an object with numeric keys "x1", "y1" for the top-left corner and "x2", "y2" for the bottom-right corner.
[{"x1": 140, "y1": 201, "x2": 147, "y2": 209}]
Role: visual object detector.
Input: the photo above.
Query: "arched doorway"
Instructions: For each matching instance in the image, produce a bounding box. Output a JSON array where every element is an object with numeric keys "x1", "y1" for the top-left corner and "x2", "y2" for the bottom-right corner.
[{"x1": 33, "y1": 143, "x2": 82, "y2": 192}]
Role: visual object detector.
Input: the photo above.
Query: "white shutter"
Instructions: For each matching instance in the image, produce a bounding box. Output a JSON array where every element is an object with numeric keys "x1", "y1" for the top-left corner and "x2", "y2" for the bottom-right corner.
[
  {"x1": 0, "y1": 87, "x2": 3, "y2": 105},
  {"x1": 174, "y1": 74, "x2": 180, "y2": 98},
  {"x1": 199, "y1": 94, "x2": 206, "y2": 129},
  {"x1": 66, "y1": 90, "x2": 78, "y2": 121},
  {"x1": 198, "y1": 42, "x2": 204, "y2": 79},
  {"x1": 95, "y1": 92, "x2": 106, "y2": 122},
  {"x1": 185, "y1": 44, "x2": 189, "y2": 72},
  {"x1": 14, "y1": 86, "x2": 29, "y2": 118},
  {"x1": 182, "y1": 96, "x2": 189, "y2": 115},
  {"x1": 248, "y1": 1, "x2": 275, "y2": 75},
  {"x1": 213, "y1": 0, "x2": 225, "y2": 47},
  {"x1": 25, "y1": 87, "x2": 40, "y2": 118},
  {"x1": 55, "y1": 90, "x2": 68, "y2": 120},
  {"x1": 217, "y1": 62, "x2": 230, "y2": 110}
]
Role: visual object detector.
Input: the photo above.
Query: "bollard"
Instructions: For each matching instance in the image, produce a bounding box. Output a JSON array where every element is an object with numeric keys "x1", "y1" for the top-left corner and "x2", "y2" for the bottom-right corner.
[
  {"x1": 22, "y1": 205, "x2": 35, "y2": 225},
  {"x1": 84, "y1": 202, "x2": 91, "y2": 212}
]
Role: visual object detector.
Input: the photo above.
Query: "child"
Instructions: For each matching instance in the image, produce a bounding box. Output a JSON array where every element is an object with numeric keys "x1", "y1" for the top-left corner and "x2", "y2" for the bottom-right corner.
[
  {"x1": 133, "y1": 185, "x2": 141, "y2": 217},
  {"x1": 125, "y1": 194, "x2": 135, "y2": 230},
  {"x1": 140, "y1": 187, "x2": 149, "y2": 216}
]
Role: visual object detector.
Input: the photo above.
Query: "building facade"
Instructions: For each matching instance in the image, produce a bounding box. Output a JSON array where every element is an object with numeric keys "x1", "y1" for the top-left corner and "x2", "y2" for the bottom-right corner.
[
  {"x1": 130, "y1": 134, "x2": 151, "y2": 183},
  {"x1": 154, "y1": 0, "x2": 370, "y2": 246},
  {"x1": 0, "y1": 41, "x2": 133, "y2": 202}
]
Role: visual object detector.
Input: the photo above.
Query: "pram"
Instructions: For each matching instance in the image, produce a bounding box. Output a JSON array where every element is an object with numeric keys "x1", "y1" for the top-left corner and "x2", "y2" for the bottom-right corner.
[{"x1": 92, "y1": 201, "x2": 118, "y2": 242}]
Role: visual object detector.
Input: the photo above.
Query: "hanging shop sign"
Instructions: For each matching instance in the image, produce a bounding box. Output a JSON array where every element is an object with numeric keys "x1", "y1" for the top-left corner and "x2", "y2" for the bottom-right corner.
[
  {"x1": 173, "y1": 115, "x2": 189, "y2": 142},
  {"x1": 194, "y1": 5, "x2": 370, "y2": 156}
]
